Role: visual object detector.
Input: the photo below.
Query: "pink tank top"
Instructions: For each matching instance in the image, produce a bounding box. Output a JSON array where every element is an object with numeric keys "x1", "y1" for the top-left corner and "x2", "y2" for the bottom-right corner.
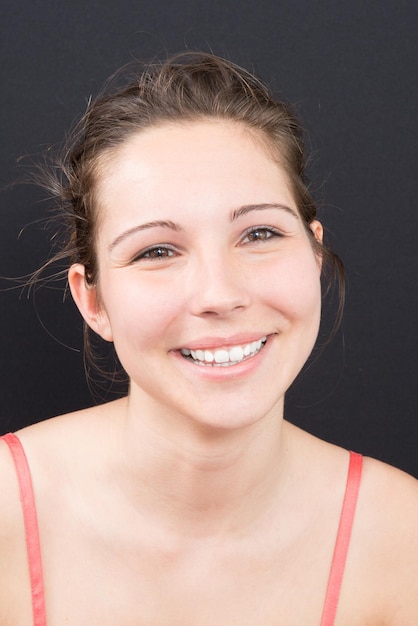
[{"x1": 2, "y1": 433, "x2": 362, "y2": 626}]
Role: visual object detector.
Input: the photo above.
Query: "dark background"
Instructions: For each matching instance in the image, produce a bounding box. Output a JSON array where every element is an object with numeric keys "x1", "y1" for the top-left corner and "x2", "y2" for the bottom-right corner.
[{"x1": 1, "y1": 1, "x2": 417, "y2": 476}]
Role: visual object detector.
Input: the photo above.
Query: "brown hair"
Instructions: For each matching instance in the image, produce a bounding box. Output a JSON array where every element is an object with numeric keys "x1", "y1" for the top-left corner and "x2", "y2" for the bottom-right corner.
[{"x1": 36, "y1": 52, "x2": 344, "y2": 384}]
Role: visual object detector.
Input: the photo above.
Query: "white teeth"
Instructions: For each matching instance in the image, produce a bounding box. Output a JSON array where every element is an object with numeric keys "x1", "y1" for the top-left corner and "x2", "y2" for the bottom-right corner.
[
  {"x1": 229, "y1": 346, "x2": 244, "y2": 362},
  {"x1": 180, "y1": 337, "x2": 267, "y2": 366},
  {"x1": 214, "y1": 349, "x2": 229, "y2": 363}
]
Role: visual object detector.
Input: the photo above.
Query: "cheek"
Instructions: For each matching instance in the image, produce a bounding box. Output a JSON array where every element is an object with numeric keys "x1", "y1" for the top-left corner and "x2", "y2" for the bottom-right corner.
[
  {"x1": 287, "y1": 272, "x2": 321, "y2": 319},
  {"x1": 99, "y1": 276, "x2": 183, "y2": 349},
  {"x1": 259, "y1": 253, "x2": 322, "y2": 321}
]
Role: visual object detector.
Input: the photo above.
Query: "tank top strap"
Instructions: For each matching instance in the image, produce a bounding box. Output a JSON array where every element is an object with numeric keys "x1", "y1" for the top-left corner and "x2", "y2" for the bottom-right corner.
[
  {"x1": 320, "y1": 450, "x2": 363, "y2": 626},
  {"x1": 2, "y1": 433, "x2": 47, "y2": 626}
]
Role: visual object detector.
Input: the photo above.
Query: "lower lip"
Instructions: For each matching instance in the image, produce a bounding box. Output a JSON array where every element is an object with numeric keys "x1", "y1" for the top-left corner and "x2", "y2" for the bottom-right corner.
[{"x1": 171, "y1": 337, "x2": 272, "y2": 381}]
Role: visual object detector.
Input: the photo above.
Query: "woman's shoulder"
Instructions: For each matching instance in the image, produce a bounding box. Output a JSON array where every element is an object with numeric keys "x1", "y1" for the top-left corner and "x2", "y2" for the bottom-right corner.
[
  {"x1": 359, "y1": 453, "x2": 418, "y2": 541},
  {"x1": 0, "y1": 410, "x2": 90, "y2": 532},
  {"x1": 0, "y1": 398, "x2": 125, "y2": 506},
  {"x1": 0, "y1": 435, "x2": 34, "y2": 622},
  {"x1": 290, "y1": 427, "x2": 418, "y2": 622},
  {"x1": 349, "y1": 454, "x2": 418, "y2": 623},
  {"x1": 3, "y1": 396, "x2": 125, "y2": 457},
  {"x1": 308, "y1": 448, "x2": 418, "y2": 625},
  {"x1": 0, "y1": 400, "x2": 125, "y2": 622},
  {"x1": 0, "y1": 434, "x2": 23, "y2": 531},
  {"x1": 361, "y1": 453, "x2": 418, "y2": 550}
]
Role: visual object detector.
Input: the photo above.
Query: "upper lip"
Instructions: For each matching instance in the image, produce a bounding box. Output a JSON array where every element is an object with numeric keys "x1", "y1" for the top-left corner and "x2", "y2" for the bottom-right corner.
[{"x1": 175, "y1": 333, "x2": 270, "y2": 352}]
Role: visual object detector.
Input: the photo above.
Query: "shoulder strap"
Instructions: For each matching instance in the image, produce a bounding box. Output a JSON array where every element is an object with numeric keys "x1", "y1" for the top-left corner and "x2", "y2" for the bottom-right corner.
[
  {"x1": 320, "y1": 451, "x2": 363, "y2": 626},
  {"x1": 2, "y1": 433, "x2": 47, "y2": 626}
]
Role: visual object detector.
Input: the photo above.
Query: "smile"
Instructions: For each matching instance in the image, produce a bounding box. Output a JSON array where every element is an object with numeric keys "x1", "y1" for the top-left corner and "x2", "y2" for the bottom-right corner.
[{"x1": 180, "y1": 337, "x2": 267, "y2": 367}]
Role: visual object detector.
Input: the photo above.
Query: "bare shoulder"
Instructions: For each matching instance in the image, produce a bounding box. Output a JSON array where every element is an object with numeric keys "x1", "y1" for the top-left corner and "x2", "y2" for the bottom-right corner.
[
  {"x1": 355, "y1": 456, "x2": 418, "y2": 624},
  {"x1": 0, "y1": 436, "x2": 33, "y2": 622},
  {"x1": 13, "y1": 397, "x2": 125, "y2": 465},
  {"x1": 0, "y1": 434, "x2": 28, "y2": 547},
  {"x1": 0, "y1": 400, "x2": 124, "y2": 623},
  {"x1": 360, "y1": 455, "x2": 418, "y2": 542},
  {"x1": 0, "y1": 435, "x2": 22, "y2": 538},
  {"x1": 292, "y1": 427, "x2": 418, "y2": 624},
  {"x1": 0, "y1": 398, "x2": 123, "y2": 533}
]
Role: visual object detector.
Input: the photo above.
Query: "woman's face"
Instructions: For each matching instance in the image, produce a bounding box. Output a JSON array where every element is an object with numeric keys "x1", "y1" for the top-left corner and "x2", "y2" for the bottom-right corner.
[{"x1": 72, "y1": 120, "x2": 323, "y2": 431}]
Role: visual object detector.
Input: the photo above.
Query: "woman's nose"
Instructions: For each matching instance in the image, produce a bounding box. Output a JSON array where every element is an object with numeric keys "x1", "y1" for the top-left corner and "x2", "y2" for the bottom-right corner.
[{"x1": 187, "y1": 253, "x2": 251, "y2": 317}]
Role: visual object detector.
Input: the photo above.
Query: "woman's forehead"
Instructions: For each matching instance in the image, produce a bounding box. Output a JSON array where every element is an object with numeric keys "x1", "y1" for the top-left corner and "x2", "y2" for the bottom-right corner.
[{"x1": 95, "y1": 120, "x2": 295, "y2": 208}]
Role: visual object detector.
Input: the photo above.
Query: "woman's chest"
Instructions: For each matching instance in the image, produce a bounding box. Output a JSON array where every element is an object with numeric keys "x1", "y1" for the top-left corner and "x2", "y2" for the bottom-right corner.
[{"x1": 39, "y1": 534, "x2": 340, "y2": 626}]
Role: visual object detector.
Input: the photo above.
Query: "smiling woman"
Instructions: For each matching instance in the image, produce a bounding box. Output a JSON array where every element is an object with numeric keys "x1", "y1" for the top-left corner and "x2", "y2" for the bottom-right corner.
[
  {"x1": 67, "y1": 120, "x2": 324, "y2": 431},
  {"x1": 0, "y1": 52, "x2": 417, "y2": 626}
]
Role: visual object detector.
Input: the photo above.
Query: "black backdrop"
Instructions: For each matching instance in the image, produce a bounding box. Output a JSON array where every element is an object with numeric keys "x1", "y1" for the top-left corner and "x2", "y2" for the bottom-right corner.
[{"x1": 1, "y1": 1, "x2": 417, "y2": 476}]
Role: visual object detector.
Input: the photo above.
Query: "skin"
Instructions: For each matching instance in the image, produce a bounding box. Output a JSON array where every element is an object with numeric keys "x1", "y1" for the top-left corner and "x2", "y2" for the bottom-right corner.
[{"x1": 0, "y1": 120, "x2": 417, "y2": 625}]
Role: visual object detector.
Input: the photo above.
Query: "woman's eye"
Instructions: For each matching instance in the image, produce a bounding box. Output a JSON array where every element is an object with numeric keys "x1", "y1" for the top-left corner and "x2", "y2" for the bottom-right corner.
[
  {"x1": 134, "y1": 246, "x2": 175, "y2": 261},
  {"x1": 242, "y1": 227, "x2": 281, "y2": 243}
]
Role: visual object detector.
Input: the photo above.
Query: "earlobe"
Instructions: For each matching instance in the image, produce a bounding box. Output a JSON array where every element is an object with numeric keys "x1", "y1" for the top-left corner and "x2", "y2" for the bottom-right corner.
[{"x1": 68, "y1": 264, "x2": 113, "y2": 342}]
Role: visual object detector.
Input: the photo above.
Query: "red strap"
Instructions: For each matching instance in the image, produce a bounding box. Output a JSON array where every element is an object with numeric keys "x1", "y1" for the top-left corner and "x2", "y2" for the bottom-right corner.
[
  {"x1": 2, "y1": 433, "x2": 47, "y2": 626},
  {"x1": 320, "y1": 451, "x2": 363, "y2": 626}
]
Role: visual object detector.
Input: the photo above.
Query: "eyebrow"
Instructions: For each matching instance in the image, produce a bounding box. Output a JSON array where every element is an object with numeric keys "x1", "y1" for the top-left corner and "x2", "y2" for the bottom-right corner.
[
  {"x1": 231, "y1": 203, "x2": 299, "y2": 221},
  {"x1": 109, "y1": 220, "x2": 182, "y2": 250},
  {"x1": 109, "y1": 203, "x2": 298, "y2": 251}
]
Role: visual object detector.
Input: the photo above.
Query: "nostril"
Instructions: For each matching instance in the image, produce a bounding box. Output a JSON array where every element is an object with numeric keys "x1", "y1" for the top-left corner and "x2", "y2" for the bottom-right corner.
[{"x1": 195, "y1": 302, "x2": 247, "y2": 317}]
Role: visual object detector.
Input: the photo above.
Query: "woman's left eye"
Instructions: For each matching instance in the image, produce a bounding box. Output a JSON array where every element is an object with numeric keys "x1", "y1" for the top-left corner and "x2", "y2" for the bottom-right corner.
[{"x1": 241, "y1": 227, "x2": 282, "y2": 244}]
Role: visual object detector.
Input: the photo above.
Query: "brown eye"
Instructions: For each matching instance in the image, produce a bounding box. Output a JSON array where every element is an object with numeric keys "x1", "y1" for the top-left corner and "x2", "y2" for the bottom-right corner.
[
  {"x1": 248, "y1": 229, "x2": 270, "y2": 241},
  {"x1": 242, "y1": 227, "x2": 282, "y2": 244},
  {"x1": 133, "y1": 245, "x2": 176, "y2": 262},
  {"x1": 146, "y1": 247, "x2": 171, "y2": 259}
]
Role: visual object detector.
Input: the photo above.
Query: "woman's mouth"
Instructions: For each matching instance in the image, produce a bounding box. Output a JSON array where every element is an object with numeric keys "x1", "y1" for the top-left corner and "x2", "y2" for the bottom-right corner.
[{"x1": 180, "y1": 337, "x2": 267, "y2": 367}]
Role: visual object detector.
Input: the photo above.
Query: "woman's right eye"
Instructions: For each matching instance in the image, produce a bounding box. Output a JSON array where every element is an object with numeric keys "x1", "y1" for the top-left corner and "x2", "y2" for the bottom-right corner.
[{"x1": 132, "y1": 245, "x2": 176, "y2": 262}]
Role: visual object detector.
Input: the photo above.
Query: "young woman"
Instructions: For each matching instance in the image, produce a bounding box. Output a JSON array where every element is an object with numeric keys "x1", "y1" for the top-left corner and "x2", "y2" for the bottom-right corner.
[{"x1": 1, "y1": 52, "x2": 417, "y2": 625}]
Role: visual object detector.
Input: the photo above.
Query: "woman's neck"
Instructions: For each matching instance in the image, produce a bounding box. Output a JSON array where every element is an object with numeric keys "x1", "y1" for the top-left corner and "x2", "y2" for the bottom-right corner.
[{"x1": 110, "y1": 393, "x2": 291, "y2": 539}]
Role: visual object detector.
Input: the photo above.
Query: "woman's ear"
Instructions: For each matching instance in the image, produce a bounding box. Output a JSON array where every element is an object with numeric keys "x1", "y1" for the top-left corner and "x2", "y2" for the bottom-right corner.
[
  {"x1": 310, "y1": 220, "x2": 323, "y2": 244},
  {"x1": 68, "y1": 264, "x2": 113, "y2": 342},
  {"x1": 309, "y1": 220, "x2": 323, "y2": 270}
]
